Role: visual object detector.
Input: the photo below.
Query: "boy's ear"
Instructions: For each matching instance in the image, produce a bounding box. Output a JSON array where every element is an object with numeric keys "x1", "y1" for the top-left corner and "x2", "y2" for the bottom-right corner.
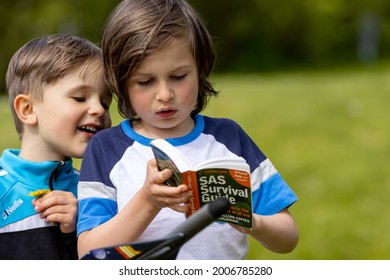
[{"x1": 13, "y1": 94, "x2": 38, "y2": 125}]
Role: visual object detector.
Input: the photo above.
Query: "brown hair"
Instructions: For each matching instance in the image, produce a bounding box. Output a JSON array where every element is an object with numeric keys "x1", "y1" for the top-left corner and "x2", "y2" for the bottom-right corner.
[
  {"x1": 6, "y1": 34, "x2": 102, "y2": 136},
  {"x1": 102, "y1": 0, "x2": 218, "y2": 120}
]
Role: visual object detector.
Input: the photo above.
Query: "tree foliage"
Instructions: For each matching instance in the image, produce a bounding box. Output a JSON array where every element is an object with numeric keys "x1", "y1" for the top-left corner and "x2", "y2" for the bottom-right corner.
[
  {"x1": 1, "y1": 0, "x2": 390, "y2": 92},
  {"x1": 189, "y1": 0, "x2": 390, "y2": 71},
  {"x1": 0, "y1": 0, "x2": 119, "y2": 92}
]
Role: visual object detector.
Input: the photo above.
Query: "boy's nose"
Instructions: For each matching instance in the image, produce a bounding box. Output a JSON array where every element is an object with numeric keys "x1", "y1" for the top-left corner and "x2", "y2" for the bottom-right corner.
[
  {"x1": 156, "y1": 82, "x2": 174, "y2": 101},
  {"x1": 89, "y1": 101, "x2": 105, "y2": 117}
]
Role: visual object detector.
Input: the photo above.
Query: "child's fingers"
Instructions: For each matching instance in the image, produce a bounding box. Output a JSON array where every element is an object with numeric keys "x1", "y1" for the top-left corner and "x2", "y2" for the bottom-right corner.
[
  {"x1": 151, "y1": 185, "x2": 192, "y2": 202},
  {"x1": 31, "y1": 198, "x2": 37, "y2": 206},
  {"x1": 43, "y1": 211, "x2": 71, "y2": 223},
  {"x1": 38, "y1": 201, "x2": 77, "y2": 221},
  {"x1": 148, "y1": 184, "x2": 192, "y2": 209},
  {"x1": 37, "y1": 201, "x2": 77, "y2": 232},
  {"x1": 34, "y1": 191, "x2": 76, "y2": 212},
  {"x1": 157, "y1": 168, "x2": 173, "y2": 184},
  {"x1": 43, "y1": 212, "x2": 76, "y2": 233},
  {"x1": 39, "y1": 206, "x2": 62, "y2": 219},
  {"x1": 169, "y1": 202, "x2": 192, "y2": 213}
]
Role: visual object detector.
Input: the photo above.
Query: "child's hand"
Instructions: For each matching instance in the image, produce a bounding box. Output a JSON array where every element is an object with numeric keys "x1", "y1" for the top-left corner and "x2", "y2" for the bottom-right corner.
[
  {"x1": 32, "y1": 190, "x2": 77, "y2": 233},
  {"x1": 140, "y1": 159, "x2": 193, "y2": 213}
]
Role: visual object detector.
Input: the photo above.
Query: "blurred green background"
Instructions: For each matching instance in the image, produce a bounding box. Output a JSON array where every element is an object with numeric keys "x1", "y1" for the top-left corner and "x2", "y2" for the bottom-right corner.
[{"x1": 1, "y1": 0, "x2": 389, "y2": 259}]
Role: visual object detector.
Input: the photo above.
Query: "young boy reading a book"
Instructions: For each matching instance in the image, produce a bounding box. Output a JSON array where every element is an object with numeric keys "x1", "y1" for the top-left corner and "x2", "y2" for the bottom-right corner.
[{"x1": 77, "y1": 0, "x2": 299, "y2": 259}]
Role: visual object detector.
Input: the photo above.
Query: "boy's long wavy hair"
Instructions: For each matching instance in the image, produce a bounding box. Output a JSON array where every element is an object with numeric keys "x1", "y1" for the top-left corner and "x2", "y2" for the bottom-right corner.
[{"x1": 102, "y1": 0, "x2": 218, "y2": 120}]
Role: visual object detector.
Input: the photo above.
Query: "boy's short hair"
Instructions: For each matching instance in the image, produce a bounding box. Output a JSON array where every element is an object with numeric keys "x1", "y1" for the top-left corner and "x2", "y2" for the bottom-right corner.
[
  {"x1": 102, "y1": 0, "x2": 218, "y2": 120},
  {"x1": 6, "y1": 34, "x2": 103, "y2": 137}
]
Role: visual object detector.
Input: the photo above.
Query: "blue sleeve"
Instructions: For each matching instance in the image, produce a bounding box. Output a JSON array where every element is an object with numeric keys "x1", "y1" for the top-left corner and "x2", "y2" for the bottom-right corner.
[
  {"x1": 252, "y1": 172, "x2": 297, "y2": 215},
  {"x1": 202, "y1": 116, "x2": 298, "y2": 215},
  {"x1": 76, "y1": 128, "x2": 121, "y2": 236}
]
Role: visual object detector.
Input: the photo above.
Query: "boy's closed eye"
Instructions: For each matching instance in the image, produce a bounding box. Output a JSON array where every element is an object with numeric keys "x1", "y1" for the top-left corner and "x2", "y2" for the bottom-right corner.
[
  {"x1": 73, "y1": 96, "x2": 86, "y2": 102},
  {"x1": 72, "y1": 95, "x2": 111, "y2": 110},
  {"x1": 136, "y1": 73, "x2": 187, "y2": 86},
  {"x1": 171, "y1": 74, "x2": 187, "y2": 81},
  {"x1": 138, "y1": 79, "x2": 153, "y2": 86}
]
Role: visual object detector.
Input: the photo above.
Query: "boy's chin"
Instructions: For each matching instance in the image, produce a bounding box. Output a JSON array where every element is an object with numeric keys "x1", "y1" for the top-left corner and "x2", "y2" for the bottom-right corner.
[{"x1": 67, "y1": 148, "x2": 87, "y2": 160}]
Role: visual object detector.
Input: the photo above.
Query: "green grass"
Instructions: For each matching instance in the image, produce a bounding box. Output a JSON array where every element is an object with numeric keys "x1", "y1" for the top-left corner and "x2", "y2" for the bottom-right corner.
[{"x1": 1, "y1": 63, "x2": 389, "y2": 259}]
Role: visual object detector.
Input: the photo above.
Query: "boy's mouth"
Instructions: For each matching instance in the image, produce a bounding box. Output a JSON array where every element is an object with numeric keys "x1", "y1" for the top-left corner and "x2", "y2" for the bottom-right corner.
[
  {"x1": 78, "y1": 125, "x2": 100, "y2": 134},
  {"x1": 157, "y1": 108, "x2": 177, "y2": 118}
]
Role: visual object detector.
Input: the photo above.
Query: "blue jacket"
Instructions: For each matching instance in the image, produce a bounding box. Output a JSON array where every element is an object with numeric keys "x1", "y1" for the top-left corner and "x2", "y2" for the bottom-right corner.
[{"x1": 0, "y1": 149, "x2": 78, "y2": 259}]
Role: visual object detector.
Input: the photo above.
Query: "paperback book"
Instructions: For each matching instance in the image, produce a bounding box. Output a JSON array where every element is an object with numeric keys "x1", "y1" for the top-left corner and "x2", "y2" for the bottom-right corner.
[{"x1": 150, "y1": 139, "x2": 252, "y2": 229}]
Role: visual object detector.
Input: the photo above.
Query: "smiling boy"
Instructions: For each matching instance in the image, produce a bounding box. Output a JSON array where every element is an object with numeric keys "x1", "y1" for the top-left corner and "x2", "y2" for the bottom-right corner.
[{"x1": 0, "y1": 34, "x2": 112, "y2": 259}]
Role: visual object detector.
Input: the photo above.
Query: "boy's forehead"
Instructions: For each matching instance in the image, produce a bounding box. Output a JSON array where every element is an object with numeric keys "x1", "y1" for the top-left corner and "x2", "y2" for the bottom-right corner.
[
  {"x1": 137, "y1": 37, "x2": 194, "y2": 70},
  {"x1": 76, "y1": 59, "x2": 103, "y2": 78},
  {"x1": 43, "y1": 58, "x2": 103, "y2": 87},
  {"x1": 42, "y1": 60, "x2": 105, "y2": 94}
]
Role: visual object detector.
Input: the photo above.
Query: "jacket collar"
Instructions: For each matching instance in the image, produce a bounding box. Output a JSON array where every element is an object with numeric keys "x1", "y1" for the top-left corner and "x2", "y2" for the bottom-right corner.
[{"x1": 0, "y1": 149, "x2": 75, "y2": 193}]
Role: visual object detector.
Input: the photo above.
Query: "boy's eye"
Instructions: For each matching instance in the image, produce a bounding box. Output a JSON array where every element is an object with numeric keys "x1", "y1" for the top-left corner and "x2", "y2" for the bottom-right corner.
[
  {"x1": 172, "y1": 74, "x2": 186, "y2": 81},
  {"x1": 73, "y1": 96, "x2": 85, "y2": 102},
  {"x1": 138, "y1": 79, "x2": 153, "y2": 86}
]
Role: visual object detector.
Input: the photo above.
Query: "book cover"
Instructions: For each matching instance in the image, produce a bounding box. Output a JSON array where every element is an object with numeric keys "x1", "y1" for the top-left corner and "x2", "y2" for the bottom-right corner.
[{"x1": 150, "y1": 139, "x2": 252, "y2": 229}]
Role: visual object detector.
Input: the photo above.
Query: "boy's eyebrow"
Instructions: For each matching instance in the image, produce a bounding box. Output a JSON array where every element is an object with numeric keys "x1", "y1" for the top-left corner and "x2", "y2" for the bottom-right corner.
[
  {"x1": 67, "y1": 83, "x2": 107, "y2": 96},
  {"x1": 67, "y1": 84, "x2": 93, "y2": 92},
  {"x1": 133, "y1": 65, "x2": 194, "y2": 77}
]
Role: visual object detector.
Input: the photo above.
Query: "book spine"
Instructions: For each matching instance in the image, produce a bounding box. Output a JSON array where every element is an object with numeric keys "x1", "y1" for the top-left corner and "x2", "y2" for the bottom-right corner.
[{"x1": 182, "y1": 170, "x2": 200, "y2": 217}]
